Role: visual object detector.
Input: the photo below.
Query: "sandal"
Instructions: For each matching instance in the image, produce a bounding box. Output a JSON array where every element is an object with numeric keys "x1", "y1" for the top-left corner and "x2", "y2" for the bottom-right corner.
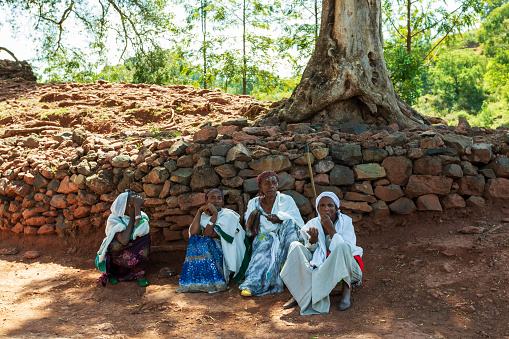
[
  {"x1": 138, "y1": 278, "x2": 149, "y2": 287},
  {"x1": 241, "y1": 289, "x2": 252, "y2": 297},
  {"x1": 109, "y1": 278, "x2": 118, "y2": 284}
]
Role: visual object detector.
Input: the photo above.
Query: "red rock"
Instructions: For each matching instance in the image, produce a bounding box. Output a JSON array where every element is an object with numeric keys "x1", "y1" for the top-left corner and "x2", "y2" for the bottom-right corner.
[
  {"x1": 416, "y1": 194, "x2": 443, "y2": 211},
  {"x1": 37, "y1": 224, "x2": 56, "y2": 235},
  {"x1": 344, "y1": 192, "x2": 376, "y2": 203},
  {"x1": 405, "y1": 175, "x2": 453, "y2": 198},
  {"x1": 388, "y1": 197, "x2": 417, "y2": 215},
  {"x1": 163, "y1": 228, "x2": 183, "y2": 241},
  {"x1": 370, "y1": 201, "x2": 390, "y2": 218},
  {"x1": 150, "y1": 220, "x2": 173, "y2": 228},
  {"x1": 91, "y1": 202, "x2": 110, "y2": 214},
  {"x1": 166, "y1": 215, "x2": 194, "y2": 227},
  {"x1": 11, "y1": 223, "x2": 24, "y2": 233},
  {"x1": 457, "y1": 175, "x2": 485, "y2": 196},
  {"x1": 23, "y1": 173, "x2": 35, "y2": 185},
  {"x1": 74, "y1": 217, "x2": 92, "y2": 234},
  {"x1": 222, "y1": 176, "x2": 244, "y2": 188},
  {"x1": 232, "y1": 131, "x2": 257, "y2": 142},
  {"x1": 73, "y1": 206, "x2": 91, "y2": 218},
  {"x1": 193, "y1": 125, "x2": 218, "y2": 144},
  {"x1": 24, "y1": 250, "x2": 41, "y2": 258},
  {"x1": 484, "y1": 178, "x2": 509, "y2": 199},
  {"x1": 459, "y1": 226, "x2": 484, "y2": 234},
  {"x1": 159, "y1": 180, "x2": 172, "y2": 199},
  {"x1": 381, "y1": 156, "x2": 412, "y2": 186},
  {"x1": 143, "y1": 198, "x2": 166, "y2": 207},
  {"x1": 50, "y1": 194, "x2": 67, "y2": 209},
  {"x1": 374, "y1": 185, "x2": 404, "y2": 202},
  {"x1": 178, "y1": 193, "x2": 206, "y2": 211},
  {"x1": 413, "y1": 156, "x2": 442, "y2": 175},
  {"x1": 466, "y1": 196, "x2": 485, "y2": 208},
  {"x1": 24, "y1": 226, "x2": 39, "y2": 235},
  {"x1": 314, "y1": 174, "x2": 329, "y2": 185},
  {"x1": 26, "y1": 216, "x2": 46, "y2": 226},
  {"x1": 440, "y1": 194, "x2": 466, "y2": 209},
  {"x1": 217, "y1": 125, "x2": 239, "y2": 135},
  {"x1": 340, "y1": 201, "x2": 372, "y2": 213}
]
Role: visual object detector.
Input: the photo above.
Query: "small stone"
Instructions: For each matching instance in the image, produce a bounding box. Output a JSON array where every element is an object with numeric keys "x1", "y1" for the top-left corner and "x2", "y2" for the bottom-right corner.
[
  {"x1": 459, "y1": 226, "x2": 484, "y2": 234},
  {"x1": 24, "y1": 251, "x2": 41, "y2": 259}
]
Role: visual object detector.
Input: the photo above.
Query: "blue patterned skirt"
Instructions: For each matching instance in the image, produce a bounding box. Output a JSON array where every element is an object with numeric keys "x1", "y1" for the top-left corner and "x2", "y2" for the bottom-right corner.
[{"x1": 177, "y1": 235, "x2": 227, "y2": 293}]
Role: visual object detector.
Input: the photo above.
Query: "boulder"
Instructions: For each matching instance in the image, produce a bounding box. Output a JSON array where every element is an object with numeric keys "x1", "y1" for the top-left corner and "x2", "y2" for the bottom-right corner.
[
  {"x1": 86, "y1": 169, "x2": 116, "y2": 195},
  {"x1": 168, "y1": 140, "x2": 189, "y2": 156},
  {"x1": 362, "y1": 149, "x2": 389, "y2": 163},
  {"x1": 178, "y1": 193, "x2": 206, "y2": 211},
  {"x1": 381, "y1": 156, "x2": 412, "y2": 186},
  {"x1": 440, "y1": 194, "x2": 466, "y2": 209},
  {"x1": 193, "y1": 125, "x2": 218, "y2": 144},
  {"x1": 226, "y1": 143, "x2": 252, "y2": 162},
  {"x1": 111, "y1": 154, "x2": 131, "y2": 168},
  {"x1": 413, "y1": 156, "x2": 442, "y2": 176},
  {"x1": 190, "y1": 167, "x2": 220, "y2": 191},
  {"x1": 278, "y1": 172, "x2": 296, "y2": 190},
  {"x1": 222, "y1": 176, "x2": 244, "y2": 188},
  {"x1": 215, "y1": 164, "x2": 238, "y2": 178},
  {"x1": 370, "y1": 200, "x2": 390, "y2": 218},
  {"x1": 77, "y1": 190, "x2": 99, "y2": 205},
  {"x1": 416, "y1": 194, "x2": 442, "y2": 211},
  {"x1": 484, "y1": 178, "x2": 509, "y2": 199},
  {"x1": 457, "y1": 175, "x2": 485, "y2": 196},
  {"x1": 57, "y1": 176, "x2": 79, "y2": 194},
  {"x1": 147, "y1": 166, "x2": 170, "y2": 184},
  {"x1": 250, "y1": 155, "x2": 291, "y2": 173},
  {"x1": 330, "y1": 165, "x2": 355, "y2": 186},
  {"x1": 170, "y1": 168, "x2": 194, "y2": 185},
  {"x1": 441, "y1": 135, "x2": 473, "y2": 155},
  {"x1": 484, "y1": 157, "x2": 509, "y2": 178},
  {"x1": 143, "y1": 184, "x2": 164, "y2": 197},
  {"x1": 405, "y1": 175, "x2": 453, "y2": 197},
  {"x1": 33, "y1": 174, "x2": 49, "y2": 190},
  {"x1": 170, "y1": 184, "x2": 190, "y2": 196},
  {"x1": 389, "y1": 197, "x2": 417, "y2": 215},
  {"x1": 442, "y1": 164, "x2": 463, "y2": 179},
  {"x1": 50, "y1": 194, "x2": 67, "y2": 209},
  {"x1": 374, "y1": 185, "x2": 404, "y2": 202},
  {"x1": 353, "y1": 163, "x2": 386, "y2": 180},
  {"x1": 243, "y1": 178, "x2": 259, "y2": 193},
  {"x1": 468, "y1": 143, "x2": 492, "y2": 164},
  {"x1": 72, "y1": 128, "x2": 87, "y2": 145},
  {"x1": 315, "y1": 160, "x2": 335, "y2": 174},
  {"x1": 330, "y1": 144, "x2": 362, "y2": 166}
]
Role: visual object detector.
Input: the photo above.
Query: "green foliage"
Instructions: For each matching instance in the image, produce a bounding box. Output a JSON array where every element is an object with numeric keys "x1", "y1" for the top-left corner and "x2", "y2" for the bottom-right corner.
[
  {"x1": 384, "y1": 44, "x2": 425, "y2": 104},
  {"x1": 428, "y1": 48, "x2": 487, "y2": 113}
]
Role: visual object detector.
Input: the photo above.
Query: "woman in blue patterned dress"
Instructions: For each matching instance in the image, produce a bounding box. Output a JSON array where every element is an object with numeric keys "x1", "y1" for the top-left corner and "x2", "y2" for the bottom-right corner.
[
  {"x1": 239, "y1": 171, "x2": 305, "y2": 297},
  {"x1": 177, "y1": 188, "x2": 249, "y2": 293}
]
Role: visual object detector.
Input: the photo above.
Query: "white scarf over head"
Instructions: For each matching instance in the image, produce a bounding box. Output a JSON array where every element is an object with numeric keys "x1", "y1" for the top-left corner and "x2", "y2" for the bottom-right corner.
[
  {"x1": 96, "y1": 192, "x2": 150, "y2": 263},
  {"x1": 301, "y1": 192, "x2": 362, "y2": 268}
]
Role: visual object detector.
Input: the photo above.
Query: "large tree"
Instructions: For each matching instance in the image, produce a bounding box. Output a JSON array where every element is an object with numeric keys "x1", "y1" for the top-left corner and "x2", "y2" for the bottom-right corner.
[{"x1": 272, "y1": 0, "x2": 430, "y2": 128}]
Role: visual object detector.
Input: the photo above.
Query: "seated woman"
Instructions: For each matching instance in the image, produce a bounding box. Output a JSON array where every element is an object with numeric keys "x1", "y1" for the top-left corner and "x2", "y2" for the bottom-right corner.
[
  {"x1": 239, "y1": 170, "x2": 304, "y2": 297},
  {"x1": 95, "y1": 190, "x2": 150, "y2": 287},
  {"x1": 280, "y1": 192, "x2": 364, "y2": 315},
  {"x1": 177, "y1": 188, "x2": 249, "y2": 293}
]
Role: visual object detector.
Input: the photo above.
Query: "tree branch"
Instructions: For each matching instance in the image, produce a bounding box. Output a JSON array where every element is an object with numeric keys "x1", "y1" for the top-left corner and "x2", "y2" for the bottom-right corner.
[{"x1": 0, "y1": 47, "x2": 19, "y2": 62}]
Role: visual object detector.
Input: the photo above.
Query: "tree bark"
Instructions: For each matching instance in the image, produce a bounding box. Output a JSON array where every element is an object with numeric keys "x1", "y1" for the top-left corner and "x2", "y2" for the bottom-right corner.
[{"x1": 276, "y1": 0, "x2": 429, "y2": 128}]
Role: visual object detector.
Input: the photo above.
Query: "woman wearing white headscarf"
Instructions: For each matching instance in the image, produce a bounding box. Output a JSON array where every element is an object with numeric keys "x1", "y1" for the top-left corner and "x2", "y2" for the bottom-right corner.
[
  {"x1": 280, "y1": 192, "x2": 364, "y2": 315},
  {"x1": 95, "y1": 190, "x2": 151, "y2": 287}
]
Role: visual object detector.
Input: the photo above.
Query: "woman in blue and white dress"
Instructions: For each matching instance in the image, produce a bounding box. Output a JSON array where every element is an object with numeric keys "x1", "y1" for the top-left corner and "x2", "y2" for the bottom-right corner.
[
  {"x1": 177, "y1": 188, "x2": 249, "y2": 293},
  {"x1": 239, "y1": 171, "x2": 304, "y2": 297}
]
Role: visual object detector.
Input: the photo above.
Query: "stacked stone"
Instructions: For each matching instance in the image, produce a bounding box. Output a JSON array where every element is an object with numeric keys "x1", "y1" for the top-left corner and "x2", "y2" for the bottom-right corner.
[
  {"x1": 1, "y1": 121, "x2": 509, "y2": 243},
  {"x1": 0, "y1": 59, "x2": 37, "y2": 82}
]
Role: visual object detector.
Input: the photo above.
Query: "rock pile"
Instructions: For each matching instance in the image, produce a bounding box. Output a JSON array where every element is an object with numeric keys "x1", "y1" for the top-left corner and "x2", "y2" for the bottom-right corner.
[
  {"x1": 1, "y1": 119, "x2": 509, "y2": 245},
  {"x1": 0, "y1": 59, "x2": 37, "y2": 82}
]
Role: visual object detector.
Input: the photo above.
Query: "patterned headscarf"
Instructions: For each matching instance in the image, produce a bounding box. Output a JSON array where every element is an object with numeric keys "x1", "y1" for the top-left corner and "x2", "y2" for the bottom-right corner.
[
  {"x1": 256, "y1": 170, "x2": 279, "y2": 196},
  {"x1": 205, "y1": 188, "x2": 224, "y2": 200}
]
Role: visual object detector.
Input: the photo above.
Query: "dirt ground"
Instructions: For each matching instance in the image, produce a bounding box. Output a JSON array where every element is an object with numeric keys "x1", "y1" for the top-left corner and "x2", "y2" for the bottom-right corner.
[{"x1": 1, "y1": 202, "x2": 508, "y2": 339}]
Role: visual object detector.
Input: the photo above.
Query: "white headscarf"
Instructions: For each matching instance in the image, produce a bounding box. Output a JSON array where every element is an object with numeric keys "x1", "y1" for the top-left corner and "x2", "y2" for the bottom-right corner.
[
  {"x1": 96, "y1": 192, "x2": 150, "y2": 265},
  {"x1": 315, "y1": 191, "x2": 340, "y2": 212}
]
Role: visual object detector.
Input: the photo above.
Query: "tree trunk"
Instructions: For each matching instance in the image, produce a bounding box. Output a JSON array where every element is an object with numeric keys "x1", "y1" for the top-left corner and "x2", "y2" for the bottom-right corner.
[{"x1": 276, "y1": 0, "x2": 429, "y2": 128}]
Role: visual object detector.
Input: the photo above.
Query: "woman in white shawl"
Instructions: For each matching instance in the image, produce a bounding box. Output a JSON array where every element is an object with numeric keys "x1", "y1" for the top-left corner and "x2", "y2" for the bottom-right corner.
[
  {"x1": 280, "y1": 192, "x2": 364, "y2": 314},
  {"x1": 239, "y1": 171, "x2": 305, "y2": 297},
  {"x1": 95, "y1": 190, "x2": 150, "y2": 287},
  {"x1": 177, "y1": 188, "x2": 250, "y2": 293}
]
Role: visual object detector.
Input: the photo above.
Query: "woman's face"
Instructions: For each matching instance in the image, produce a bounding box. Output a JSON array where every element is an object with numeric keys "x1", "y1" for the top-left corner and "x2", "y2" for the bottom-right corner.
[
  {"x1": 318, "y1": 196, "x2": 339, "y2": 222},
  {"x1": 207, "y1": 191, "x2": 224, "y2": 210},
  {"x1": 260, "y1": 175, "x2": 278, "y2": 197}
]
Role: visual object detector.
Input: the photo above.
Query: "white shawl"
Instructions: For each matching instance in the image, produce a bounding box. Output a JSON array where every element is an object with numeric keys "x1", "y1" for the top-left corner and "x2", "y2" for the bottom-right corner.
[
  {"x1": 96, "y1": 192, "x2": 150, "y2": 263},
  {"x1": 301, "y1": 192, "x2": 362, "y2": 268},
  {"x1": 195, "y1": 208, "x2": 246, "y2": 281}
]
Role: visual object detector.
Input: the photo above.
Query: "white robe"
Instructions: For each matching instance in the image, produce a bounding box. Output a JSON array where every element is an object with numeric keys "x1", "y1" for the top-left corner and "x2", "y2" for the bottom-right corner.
[
  {"x1": 281, "y1": 212, "x2": 363, "y2": 315},
  {"x1": 192, "y1": 208, "x2": 247, "y2": 282}
]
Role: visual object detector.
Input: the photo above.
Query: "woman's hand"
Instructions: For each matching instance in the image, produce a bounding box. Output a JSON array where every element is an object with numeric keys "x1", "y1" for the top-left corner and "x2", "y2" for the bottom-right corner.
[
  {"x1": 265, "y1": 214, "x2": 282, "y2": 224},
  {"x1": 132, "y1": 195, "x2": 145, "y2": 208},
  {"x1": 307, "y1": 227, "x2": 319, "y2": 244},
  {"x1": 320, "y1": 212, "x2": 336, "y2": 237},
  {"x1": 207, "y1": 203, "x2": 218, "y2": 216}
]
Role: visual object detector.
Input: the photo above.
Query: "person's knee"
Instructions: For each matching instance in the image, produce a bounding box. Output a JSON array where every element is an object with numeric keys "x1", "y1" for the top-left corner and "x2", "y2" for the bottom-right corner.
[{"x1": 332, "y1": 242, "x2": 351, "y2": 255}]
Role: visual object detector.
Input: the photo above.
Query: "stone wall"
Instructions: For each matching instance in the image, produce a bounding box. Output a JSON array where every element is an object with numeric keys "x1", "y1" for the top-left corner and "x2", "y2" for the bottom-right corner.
[{"x1": 1, "y1": 121, "x2": 509, "y2": 244}]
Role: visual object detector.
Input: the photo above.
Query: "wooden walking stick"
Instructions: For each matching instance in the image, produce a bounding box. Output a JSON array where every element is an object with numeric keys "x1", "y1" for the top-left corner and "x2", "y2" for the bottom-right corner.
[{"x1": 303, "y1": 143, "x2": 317, "y2": 200}]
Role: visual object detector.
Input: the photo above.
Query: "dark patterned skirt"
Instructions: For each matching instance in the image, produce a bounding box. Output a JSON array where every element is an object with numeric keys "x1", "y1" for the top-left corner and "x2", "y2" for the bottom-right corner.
[{"x1": 106, "y1": 233, "x2": 151, "y2": 282}]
